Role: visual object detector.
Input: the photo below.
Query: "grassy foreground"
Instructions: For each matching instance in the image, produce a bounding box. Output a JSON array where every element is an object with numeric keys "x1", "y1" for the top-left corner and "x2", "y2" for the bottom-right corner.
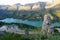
[{"x1": 0, "y1": 27, "x2": 60, "y2": 40}]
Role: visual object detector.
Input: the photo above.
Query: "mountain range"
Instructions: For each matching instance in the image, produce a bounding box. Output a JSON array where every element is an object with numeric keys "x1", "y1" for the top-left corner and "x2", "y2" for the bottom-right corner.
[
  {"x1": 0, "y1": 1, "x2": 60, "y2": 22},
  {"x1": 0, "y1": 1, "x2": 60, "y2": 10},
  {"x1": 0, "y1": 2, "x2": 47, "y2": 10}
]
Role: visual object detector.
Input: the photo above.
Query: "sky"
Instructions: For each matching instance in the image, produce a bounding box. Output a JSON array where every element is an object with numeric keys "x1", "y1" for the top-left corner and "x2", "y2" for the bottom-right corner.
[{"x1": 0, "y1": 0, "x2": 53, "y2": 5}]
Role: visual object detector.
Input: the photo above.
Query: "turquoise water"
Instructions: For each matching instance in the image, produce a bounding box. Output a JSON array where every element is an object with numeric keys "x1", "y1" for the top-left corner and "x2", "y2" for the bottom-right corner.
[{"x1": 0, "y1": 18, "x2": 60, "y2": 27}]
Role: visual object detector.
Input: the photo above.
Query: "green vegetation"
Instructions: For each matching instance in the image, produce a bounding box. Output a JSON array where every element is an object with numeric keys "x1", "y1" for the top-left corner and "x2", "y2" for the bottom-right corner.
[
  {"x1": 0, "y1": 7, "x2": 60, "y2": 22},
  {"x1": 0, "y1": 6, "x2": 60, "y2": 40},
  {"x1": 0, "y1": 32, "x2": 25, "y2": 40},
  {"x1": 0, "y1": 27, "x2": 60, "y2": 40},
  {"x1": 1, "y1": 9, "x2": 60, "y2": 22},
  {"x1": 0, "y1": 22, "x2": 60, "y2": 40},
  {"x1": 48, "y1": 8, "x2": 60, "y2": 22}
]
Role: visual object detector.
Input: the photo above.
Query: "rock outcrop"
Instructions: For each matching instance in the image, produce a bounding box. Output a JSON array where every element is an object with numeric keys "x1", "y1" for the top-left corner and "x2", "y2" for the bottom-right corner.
[{"x1": 42, "y1": 14, "x2": 54, "y2": 35}]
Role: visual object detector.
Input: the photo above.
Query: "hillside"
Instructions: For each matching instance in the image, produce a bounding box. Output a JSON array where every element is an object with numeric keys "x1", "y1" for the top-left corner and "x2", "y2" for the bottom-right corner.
[
  {"x1": 0, "y1": 1, "x2": 60, "y2": 22},
  {"x1": 45, "y1": 0, "x2": 60, "y2": 9}
]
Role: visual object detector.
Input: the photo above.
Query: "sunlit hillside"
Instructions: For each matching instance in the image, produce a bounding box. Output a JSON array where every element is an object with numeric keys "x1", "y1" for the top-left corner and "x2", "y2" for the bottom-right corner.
[
  {"x1": 48, "y1": 13, "x2": 54, "y2": 20},
  {"x1": 55, "y1": 10, "x2": 60, "y2": 18},
  {"x1": 8, "y1": 6, "x2": 17, "y2": 10},
  {"x1": 45, "y1": 0, "x2": 60, "y2": 9},
  {"x1": 19, "y1": 6, "x2": 31, "y2": 10},
  {"x1": 52, "y1": 4, "x2": 60, "y2": 20},
  {"x1": 32, "y1": 4, "x2": 40, "y2": 10}
]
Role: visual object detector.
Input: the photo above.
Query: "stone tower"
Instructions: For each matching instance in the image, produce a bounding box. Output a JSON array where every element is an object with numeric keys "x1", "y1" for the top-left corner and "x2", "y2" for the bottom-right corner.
[{"x1": 42, "y1": 14, "x2": 52, "y2": 35}]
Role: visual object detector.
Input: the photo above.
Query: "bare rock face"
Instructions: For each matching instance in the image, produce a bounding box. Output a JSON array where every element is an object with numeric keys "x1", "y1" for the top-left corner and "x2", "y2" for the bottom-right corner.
[{"x1": 42, "y1": 14, "x2": 53, "y2": 35}]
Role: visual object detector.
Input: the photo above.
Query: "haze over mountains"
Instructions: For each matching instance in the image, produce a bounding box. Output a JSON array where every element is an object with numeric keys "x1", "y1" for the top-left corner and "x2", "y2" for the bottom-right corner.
[
  {"x1": 0, "y1": 2, "x2": 46, "y2": 10},
  {"x1": 0, "y1": 0, "x2": 60, "y2": 10}
]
